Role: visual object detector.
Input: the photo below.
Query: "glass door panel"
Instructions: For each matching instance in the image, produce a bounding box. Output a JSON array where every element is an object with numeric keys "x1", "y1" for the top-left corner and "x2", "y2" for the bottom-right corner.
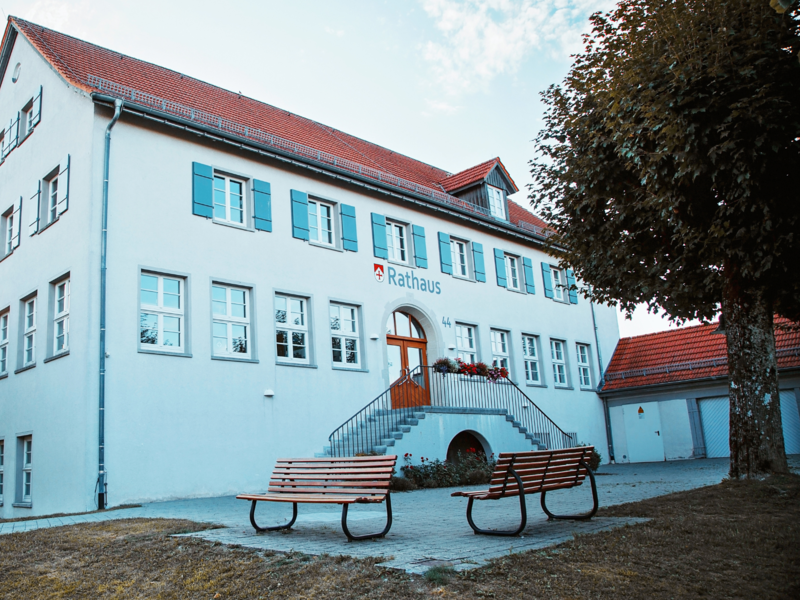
[{"x1": 387, "y1": 343, "x2": 403, "y2": 384}]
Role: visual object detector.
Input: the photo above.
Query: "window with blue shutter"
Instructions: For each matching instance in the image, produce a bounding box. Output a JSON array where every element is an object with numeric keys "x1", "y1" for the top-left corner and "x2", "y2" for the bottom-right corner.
[
  {"x1": 541, "y1": 263, "x2": 554, "y2": 298},
  {"x1": 472, "y1": 242, "x2": 486, "y2": 282},
  {"x1": 438, "y1": 232, "x2": 452, "y2": 274},
  {"x1": 522, "y1": 257, "x2": 536, "y2": 294},
  {"x1": 341, "y1": 204, "x2": 358, "y2": 252},
  {"x1": 412, "y1": 225, "x2": 427, "y2": 268},
  {"x1": 31, "y1": 86, "x2": 42, "y2": 128},
  {"x1": 566, "y1": 269, "x2": 578, "y2": 304},
  {"x1": 493, "y1": 248, "x2": 507, "y2": 287},
  {"x1": 291, "y1": 189, "x2": 310, "y2": 240},
  {"x1": 252, "y1": 179, "x2": 272, "y2": 232},
  {"x1": 192, "y1": 162, "x2": 213, "y2": 218},
  {"x1": 371, "y1": 213, "x2": 388, "y2": 259},
  {"x1": 56, "y1": 154, "x2": 70, "y2": 216},
  {"x1": 28, "y1": 181, "x2": 40, "y2": 236}
]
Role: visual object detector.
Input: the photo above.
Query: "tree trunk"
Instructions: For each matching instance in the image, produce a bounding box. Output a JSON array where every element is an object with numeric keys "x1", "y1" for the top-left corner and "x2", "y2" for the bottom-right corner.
[{"x1": 723, "y1": 280, "x2": 788, "y2": 479}]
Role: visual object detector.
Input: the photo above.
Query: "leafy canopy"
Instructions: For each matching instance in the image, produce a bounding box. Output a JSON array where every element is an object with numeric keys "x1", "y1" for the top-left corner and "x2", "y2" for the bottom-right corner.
[{"x1": 530, "y1": 0, "x2": 800, "y2": 322}]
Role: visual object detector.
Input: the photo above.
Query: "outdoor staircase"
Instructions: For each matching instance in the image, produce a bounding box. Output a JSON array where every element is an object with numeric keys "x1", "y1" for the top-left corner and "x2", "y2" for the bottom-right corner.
[{"x1": 320, "y1": 367, "x2": 576, "y2": 458}]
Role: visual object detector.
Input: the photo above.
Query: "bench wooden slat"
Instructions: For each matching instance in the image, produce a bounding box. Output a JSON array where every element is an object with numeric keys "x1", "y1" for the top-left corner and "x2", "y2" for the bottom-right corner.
[
  {"x1": 270, "y1": 473, "x2": 393, "y2": 481},
  {"x1": 267, "y1": 486, "x2": 389, "y2": 495},
  {"x1": 273, "y1": 467, "x2": 394, "y2": 475},
  {"x1": 237, "y1": 493, "x2": 384, "y2": 504},
  {"x1": 489, "y1": 466, "x2": 588, "y2": 485},
  {"x1": 276, "y1": 456, "x2": 396, "y2": 463},
  {"x1": 269, "y1": 480, "x2": 390, "y2": 489}
]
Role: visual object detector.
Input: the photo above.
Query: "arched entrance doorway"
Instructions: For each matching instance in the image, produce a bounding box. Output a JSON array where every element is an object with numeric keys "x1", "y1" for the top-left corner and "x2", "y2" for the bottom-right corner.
[{"x1": 386, "y1": 310, "x2": 430, "y2": 408}]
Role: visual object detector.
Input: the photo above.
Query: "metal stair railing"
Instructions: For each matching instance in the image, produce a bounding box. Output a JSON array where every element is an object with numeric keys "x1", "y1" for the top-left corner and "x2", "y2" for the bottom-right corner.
[{"x1": 327, "y1": 366, "x2": 577, "y2": 457}]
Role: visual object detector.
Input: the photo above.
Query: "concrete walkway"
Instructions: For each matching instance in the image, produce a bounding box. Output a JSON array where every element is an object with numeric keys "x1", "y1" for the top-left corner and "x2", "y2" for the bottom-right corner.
[{"x1": 2, "y1": 457, "x2": 798, "y2": 573}]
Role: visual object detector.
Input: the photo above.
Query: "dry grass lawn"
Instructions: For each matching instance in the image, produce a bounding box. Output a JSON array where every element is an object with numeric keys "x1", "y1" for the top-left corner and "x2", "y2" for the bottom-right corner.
[{"x1": 0, "y1": 474, "x2": 797, "y2": 599}]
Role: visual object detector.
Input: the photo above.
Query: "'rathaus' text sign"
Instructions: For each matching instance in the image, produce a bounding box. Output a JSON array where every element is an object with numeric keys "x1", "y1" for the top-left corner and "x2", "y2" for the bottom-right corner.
[{"x1": 373, "y1": 263, "x2": 442, "y2": 295}]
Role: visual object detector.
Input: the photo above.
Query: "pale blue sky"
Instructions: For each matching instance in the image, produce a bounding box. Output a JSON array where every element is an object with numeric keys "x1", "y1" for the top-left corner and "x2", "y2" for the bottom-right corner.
[{"x1": 3, "y1": 0, "x2": 691, "y2": 337}]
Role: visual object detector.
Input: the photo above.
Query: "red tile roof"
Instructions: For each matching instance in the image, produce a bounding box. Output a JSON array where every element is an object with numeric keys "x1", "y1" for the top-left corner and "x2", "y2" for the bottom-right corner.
[
  {"x1": 507, "y1": 199, "x2": 549, "y2": 232},
  {"x1": 602, "y1": 317, "x2": 800, "y2": 392},
  {"x1": 440, "y1": 157, "x2": 519, "y2": 193},
  {"x1": 3, "y1": 17, "x2": 549, "y2": 234}
]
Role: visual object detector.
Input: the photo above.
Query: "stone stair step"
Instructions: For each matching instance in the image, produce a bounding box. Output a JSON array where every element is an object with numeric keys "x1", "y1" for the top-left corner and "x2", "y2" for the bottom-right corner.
[
  {"x1": 373, "y1": 445, "x2": 388, "y2": 454},
  {"x1": 382, "y1": 439, "x2": 396, "y2": 446}
]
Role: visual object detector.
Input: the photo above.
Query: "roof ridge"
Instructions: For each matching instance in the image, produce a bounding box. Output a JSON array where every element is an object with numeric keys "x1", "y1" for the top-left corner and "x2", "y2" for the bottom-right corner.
[
  {"x1": 11, "y1": 16, "x2": 85, "y2": 88},
  {"x1": 310, "y1": 120, "x2": 393, "y2": 176}
]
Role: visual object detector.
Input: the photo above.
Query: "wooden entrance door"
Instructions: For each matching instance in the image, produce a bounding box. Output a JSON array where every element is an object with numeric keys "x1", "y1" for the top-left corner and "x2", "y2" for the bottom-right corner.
[{"x1": 386, "y1": 311, "x2": 430, "y2": 409}]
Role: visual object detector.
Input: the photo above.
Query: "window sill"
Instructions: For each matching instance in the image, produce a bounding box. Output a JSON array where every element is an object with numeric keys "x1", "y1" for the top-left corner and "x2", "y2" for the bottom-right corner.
[
  {"x1": 138, "y1": 349, "x2": 192, "y2": 358},
  {"x1": 0, "y1": 372, "x2": 7, "y2": 380},
  {"x1": 579, "y1": 386, "x2": 595, "y2": 392},
  {"x1": 211, "y1": 355, "x2": 259, "y2": 364},
  {"x1": 332, "y1": 365, "x2": 368, "y2": 373},
  {"x1": 213, "y1": 219, "x2": 253, "y2": 233},
  {"x1": 308, "y1": 240, "x2": 343, "y2": 253},
  {"x1": 14, "y1": 363, "x2": 36, "y2": 375},
  {"x1": 452, "y1": 274, "x2": 475, "y2": 283},
  {"x1": 554, "y1": 385, "x2": 574, "y2": 391},
  {"x1": 37, "y1": 217, "x2": 60, "y2": 235},
  {"x1": 276, "y1": 361, "x2": 317, "y2": 369},
  {"x1": 44, "y1": 350, "x2": 70, "y2": 363},
  {"x1": 0, "y1": 251, "x2": 12, "y2": 264},
  {"x1": 12, "y1": 502, "x2": 32, "y2": 508},
  {"x1": 525, "y1": 382, "x2": 547, "y2": 388}
]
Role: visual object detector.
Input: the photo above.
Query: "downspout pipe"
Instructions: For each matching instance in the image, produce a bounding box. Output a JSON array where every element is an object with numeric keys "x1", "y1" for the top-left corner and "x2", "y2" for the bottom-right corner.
[
  {"x1": 98, "y1": 98, "x2": 123, "y2": 510},
  {"x1": 590, "y1": 299, "x2": 615, "y2": 462}
]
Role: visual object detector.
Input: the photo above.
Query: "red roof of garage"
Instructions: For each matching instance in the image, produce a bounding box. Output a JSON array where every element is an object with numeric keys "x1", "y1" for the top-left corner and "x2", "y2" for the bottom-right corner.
[{"x1": 602, "y1": 317, "x2": 800, "y2": 392}]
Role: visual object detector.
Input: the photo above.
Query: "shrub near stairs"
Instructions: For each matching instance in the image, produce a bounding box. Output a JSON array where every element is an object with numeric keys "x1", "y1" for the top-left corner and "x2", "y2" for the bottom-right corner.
[{"x1": 397, "y1": 449, "x2": 497, "y2": 489}]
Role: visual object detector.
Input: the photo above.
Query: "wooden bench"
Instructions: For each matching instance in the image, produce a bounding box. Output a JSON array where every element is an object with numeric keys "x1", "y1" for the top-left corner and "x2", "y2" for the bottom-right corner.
[
  {"x1": 451, "y1": 447, "x2": 598, "y2": 536},
  {"x1": 236, "y1": 455, "x2": 397, "y2": 541}
]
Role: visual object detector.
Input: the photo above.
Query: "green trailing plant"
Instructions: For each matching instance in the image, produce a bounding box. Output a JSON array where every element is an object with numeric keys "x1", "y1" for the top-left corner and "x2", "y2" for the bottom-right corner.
[{"x1": 579, "y1": 443, "x2": 602, "y2": 472}]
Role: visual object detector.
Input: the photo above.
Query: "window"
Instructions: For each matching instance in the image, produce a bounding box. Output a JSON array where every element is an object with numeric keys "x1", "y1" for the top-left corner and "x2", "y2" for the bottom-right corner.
[
  {"x1": 505, "y1": 255, "x2": 521, "y2": 291},
  {"x1": 386, "y1": 221, "x2": 407, "y2": 263},
  {"x1": 550, "y1": 339, "x2": 568, "y2": 387},
  {"x1": 551, "y1": 267, "x2": 565, "y2": 302},
  {"x1": 330, "y1": 303, "x2": 360, "y2": 368},
  {"x1": 140, "y1": 273, "x2": 184, "y2": 352},
  {"x1": 0, "y1": 440, "x2": 4, "y2": 504},
  {"x1": 456, "y1": 324, "x2": 477, "y2": 363},
  {"x1": 487, "y1": 185, "x2": 506, "y2": 220},
  {"x1": 3, "y1": 207, "x2": 13, "y2": 255},
  {"x1": 450, "y1": 238, "x2": 469, "y2": 278},
  {"x1": 308, "y1": 199, "x2": 334, "y2": 246},
  {"x1": 522, "y1": 335, "x2": 541, "y2": 384},
  {"x1": 275, "y1": 295, "x2": 309, "y2": 363},
  {"x1": 53, "y1": 279, "x2": 70, "y2": 354},
  {"x1": 212, "y1": 285, "x2": 250, "y2": 358},
  {"x1": 213, "y1": 174, "x2": 245, "y2": 225},
  {"x1": 22, "y1": 297, "x2": 36, "y2": 366},
  {"x1": 490, "y1": 329, "x2": 510, "y2": 370},
  {"x1": 46, "y1": 176, "x2": 59, "y2": 225},
  {"x1": 20, "y1": 436, "x2": 31, "y2": 503},
  {"x1": 0, "y1": 311, "x2": 8, "y2": 374},
  {"x1": 20, "y1": 105, "x2": 32, "y2": 137},
  {"x1": 576, "y1": 343, "x2": 592, "y2": 389}
]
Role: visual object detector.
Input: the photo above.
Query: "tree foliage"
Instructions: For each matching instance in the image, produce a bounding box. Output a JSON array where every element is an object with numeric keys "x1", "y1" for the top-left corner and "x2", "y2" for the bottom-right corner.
[{"x1": 530, "y1": 0, "x2": 800, "y2": 323}]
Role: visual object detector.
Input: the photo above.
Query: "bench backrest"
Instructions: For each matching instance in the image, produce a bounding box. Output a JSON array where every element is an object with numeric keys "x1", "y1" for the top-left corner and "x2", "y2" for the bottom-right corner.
[
  {"x1": 486, "y1": 447, "x2": 594, "y2": 498},
  {"x1": 268, "y1": 455, "x2": 397, "y2": 499}
]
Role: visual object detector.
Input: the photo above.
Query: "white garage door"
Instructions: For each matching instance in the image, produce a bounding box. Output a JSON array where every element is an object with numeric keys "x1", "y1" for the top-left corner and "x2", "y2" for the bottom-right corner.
[{"x1": 699, "y1": 391, "x2": 800, "y2": 457}]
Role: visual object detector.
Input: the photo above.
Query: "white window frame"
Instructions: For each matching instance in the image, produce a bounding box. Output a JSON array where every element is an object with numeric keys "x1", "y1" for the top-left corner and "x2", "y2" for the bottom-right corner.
[
  {"x1": 0, "y1": 439, "x2": 4, "y2": 505},
  {"x1": 450, "y1": 238, "x2": 470, "y2": 279},
  {"x1": 550, "y1": 339, "x2": 568, "y2": 388},
  {"x1": 456, "y1": 323, "x2": 477, "y2": 364},
  {"x1": 3, "y1": 207, "x2": 13, "y2": 256},
  {"x1": 490, "y1": 329, "x2": 510, "y2": 371},
  {"x1": 576, "y1": 343, "x2": 593, "y2": 389},
  {"x1": 139, "y1": 272, "x2": 185, "y2": 353},
  {"x1": 0, "y1": 311, "x2": 8, "y2": 375},
  {"x1": 505, "y1": 254, "x2": 521, "y2": 291},
  {"x1": 213, "y1": 173, "x2": 246, "y2": 226},
  {"x1": 46, "y1": 175, "x2": 59, "y2": 226},
  {"x1": 386, "y1": 220, "x2": 408, "y2": 264},
  {"x1": 275, "y1": 294, "x2": 310, "y2": 364},
  {"x1": 212, "y1": 284, "x2": 251, "y2": 359},
  {"x1": 21, "y1": 436, "x2": 32, "y2": 503},
  {"x1": 22, "y1": 297, "x2": 36, "y2": 367},
  {"x1": 308, "y1": 199, "x2": 335, "y2": 247},
  {"x1": 522, "y1": 335, "x2": 541, "y2": 385},
  {"x1": 329, "y1": 303, "x2": 361, "y2": 369},
  {"x1": 53, "y1": 279, "x2": 70, "y2": 355},
  {"x1": 551, "y1": 267, "x2": 566, "y2": 302},
  {"x1": 487, "y1": 185, "x2": 506, "y2": 220}
]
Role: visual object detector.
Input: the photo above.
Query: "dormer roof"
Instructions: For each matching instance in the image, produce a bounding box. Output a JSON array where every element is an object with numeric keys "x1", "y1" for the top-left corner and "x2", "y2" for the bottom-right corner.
[{"x1": 439, "y1": 157, "x2": 519, "y2": 194}]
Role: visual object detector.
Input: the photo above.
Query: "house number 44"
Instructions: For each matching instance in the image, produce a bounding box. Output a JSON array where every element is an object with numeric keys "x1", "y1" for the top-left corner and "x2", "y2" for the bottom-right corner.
[{"x1": 442, "y1": 317, "x2": 452, "y2": 328}]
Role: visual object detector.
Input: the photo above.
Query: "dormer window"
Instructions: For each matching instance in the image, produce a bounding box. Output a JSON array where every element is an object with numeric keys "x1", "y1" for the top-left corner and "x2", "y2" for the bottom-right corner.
[{"x1": 487, "y1": 185, "x2": 506, "y2": 220}]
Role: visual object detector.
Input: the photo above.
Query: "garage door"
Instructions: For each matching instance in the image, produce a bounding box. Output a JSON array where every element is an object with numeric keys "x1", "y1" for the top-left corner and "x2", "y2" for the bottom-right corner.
[{"x1": 699, "y1": 391, "x2": 800, "y2": 457}]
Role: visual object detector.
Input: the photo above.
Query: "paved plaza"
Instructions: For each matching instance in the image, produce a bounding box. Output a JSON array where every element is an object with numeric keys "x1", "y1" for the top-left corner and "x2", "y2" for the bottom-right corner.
[{"x1": 2, "y1": 457, "x2": 798, "y2": 573}]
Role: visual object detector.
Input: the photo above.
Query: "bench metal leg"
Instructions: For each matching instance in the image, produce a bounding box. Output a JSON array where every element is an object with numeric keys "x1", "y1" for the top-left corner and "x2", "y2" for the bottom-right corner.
[
  {"x1": 540, "y1": 460, "x2": 599, "y2": 521},
  {"x1": 465, "y1": 468, "x2": 527, "y2": 536},
  {"x1": 250, "y1": 500, "x2": 298, "y2": 533},
  {"x1": 341, "y1": 493, "x2": 392, "y2": 541}
]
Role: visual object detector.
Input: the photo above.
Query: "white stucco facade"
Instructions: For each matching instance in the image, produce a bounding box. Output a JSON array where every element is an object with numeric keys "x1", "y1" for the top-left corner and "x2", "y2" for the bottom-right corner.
[{"x1": 0, "y1": 31, "x2": 619, "y2": 517}]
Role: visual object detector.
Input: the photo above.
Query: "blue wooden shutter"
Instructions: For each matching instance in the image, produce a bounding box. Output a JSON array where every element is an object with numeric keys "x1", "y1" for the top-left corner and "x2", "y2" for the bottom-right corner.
[
  {"x1": 541, "y1": 263, "x2": 554, "y2": 298},
  {"x1": 493, "y1": 248, "x2": 507, "y2": 287},
  {"x1": 28, "y1": 180, "x2": 40, "y2": 236},
  {"x1": 371, "y1": 213, "x2": 388, "y2": 259},
  {"x1": 341, "y1": 204, "x2": 358, "y2": 252},
  {"x1": 566, "y1": 269, "x2": 578, "y2": 304},
  {"x1": 472, "y1": 242, "x2": 486, "y2": 282},
  {"x1": 56, "y1": 154, "x2": 70, "y2": 216},
  {"x1": 252, "y1": 179, "x2": 272, "y2": 232},
  {"x1": 438, "y1": 232, "x2": 452, "y2": 274},
  {"x1": 522, "y1": 257, "x2": 536, "y2": 294},
  {"x1": 412, "y1": 225, "x2": 427, "y2": 268},
  {"x1": 31, "y1": 86, "x2": 42, "y2": 128},
  {"x1": 291, "y1": 189, "x2": 309, "y2": 240},
  {"x1": 191, "y1": 162, "x2": 213, "y2": 218}
]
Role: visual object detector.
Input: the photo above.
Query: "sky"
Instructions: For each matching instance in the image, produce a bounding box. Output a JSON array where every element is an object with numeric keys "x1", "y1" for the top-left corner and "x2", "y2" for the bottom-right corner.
[{"x1": 2, "y1": 0, "x2": 700, "y2": 338}]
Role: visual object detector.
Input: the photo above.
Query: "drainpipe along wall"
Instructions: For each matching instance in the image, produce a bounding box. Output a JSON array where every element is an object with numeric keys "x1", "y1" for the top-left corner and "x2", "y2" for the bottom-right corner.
[{"x1": 98, "y1": 98, "x2": 123, "y2": 509}]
